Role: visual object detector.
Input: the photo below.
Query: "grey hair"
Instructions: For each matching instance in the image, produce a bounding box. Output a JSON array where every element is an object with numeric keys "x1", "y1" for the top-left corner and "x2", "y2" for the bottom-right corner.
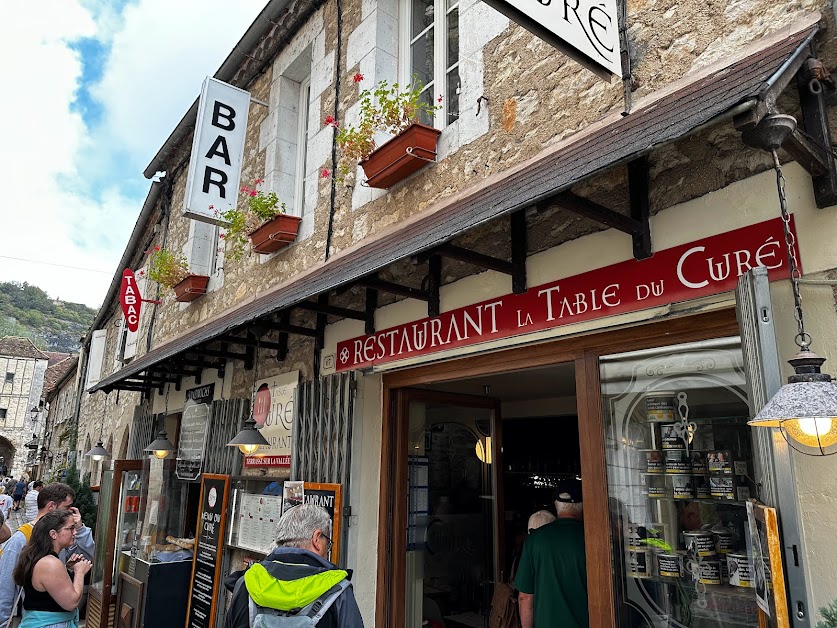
[
  {"x1": 274, "y1": 504, "x2": 332, "y2": 549},
  {"x1": 556, "y1": 501, "x2": 583, "y2": 517},
  {"x1": 527, "y1": 510, "x2": 556, "y2": 530}
]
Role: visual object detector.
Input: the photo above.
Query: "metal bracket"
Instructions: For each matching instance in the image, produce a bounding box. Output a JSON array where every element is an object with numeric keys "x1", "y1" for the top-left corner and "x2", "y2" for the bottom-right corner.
[{"x1": 795, "y1": 54, "x2": 837, "y2": 207}]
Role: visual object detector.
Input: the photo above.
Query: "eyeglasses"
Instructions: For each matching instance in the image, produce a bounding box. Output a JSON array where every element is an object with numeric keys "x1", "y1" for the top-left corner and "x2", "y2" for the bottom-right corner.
[{"x1": 319, "y1": 532, "x2": 333, "y2": 553}]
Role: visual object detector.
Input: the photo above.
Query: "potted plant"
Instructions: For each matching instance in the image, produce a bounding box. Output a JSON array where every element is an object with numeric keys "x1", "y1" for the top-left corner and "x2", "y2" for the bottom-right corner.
[
  {"x1": 330, "y1": 73, "x2": 441, "y2": 188},
  {"x1": 146, "y1": 245, "x2": 209, "y2": 302},
  {"x1": 217, "y1": 179, "x2": 301, "y2": 258}
]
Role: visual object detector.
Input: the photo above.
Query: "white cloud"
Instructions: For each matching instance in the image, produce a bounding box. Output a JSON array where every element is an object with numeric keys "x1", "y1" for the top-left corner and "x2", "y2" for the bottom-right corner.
[{"x1": 0, "y1": 0, "x2": 268, "y2": 309}]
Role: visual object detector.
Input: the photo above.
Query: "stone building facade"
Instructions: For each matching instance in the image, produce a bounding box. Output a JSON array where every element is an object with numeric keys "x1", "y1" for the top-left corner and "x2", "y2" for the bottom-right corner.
[
  {"x1": 0, "y1": 337, "x2": 49, "y2": 477},
  {"x1": 65, "y1": 0, "x2": 837, "y2": 625},
  {"x1": 41, "y1": 355, "x2": 79, "y2": 479}
]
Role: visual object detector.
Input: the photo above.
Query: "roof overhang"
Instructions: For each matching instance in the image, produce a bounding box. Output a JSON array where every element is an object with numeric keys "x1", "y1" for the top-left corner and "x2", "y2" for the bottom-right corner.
[{"x1": 93, "y1": 14, "x2": 820, "y2": 393}]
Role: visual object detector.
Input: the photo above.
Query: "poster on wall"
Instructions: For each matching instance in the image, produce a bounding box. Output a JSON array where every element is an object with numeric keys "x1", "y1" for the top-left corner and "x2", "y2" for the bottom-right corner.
[
  {"x1": 244, "y1": 371, "x2": 299, "y2": 467},
  {"x1": 186, "y1": 474, "x2": 230, "y2": 628},
  {"x1": 303, "y1": 482, "x2": 342, "y2": 564}
]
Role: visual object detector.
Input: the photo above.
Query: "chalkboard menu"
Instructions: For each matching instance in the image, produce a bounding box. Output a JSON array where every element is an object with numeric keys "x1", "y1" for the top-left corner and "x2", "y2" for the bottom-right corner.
[
  {"x1": 186, "y1": 474, "x2": 229, "y2": 628},
  {"x1": 176, "y1": 402, "x2": 210, "y2": 480},
  {"x1": 303, "y1": 482, "x2": 343, "y2": 564}
]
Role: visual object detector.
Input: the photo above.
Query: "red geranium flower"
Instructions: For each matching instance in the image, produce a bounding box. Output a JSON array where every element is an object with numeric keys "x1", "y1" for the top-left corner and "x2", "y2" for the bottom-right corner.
[
  {"x1": 437, "y1": 94, "x2": 443, "y2": 103},
  {"x1": 254, "y1": 178, "x2": 264, "y2": 184},
  {"x1": 324, "y1": 115, "x2": 339, "y2": 128},
  {"x1": 241, "y1": 186, "x2": 250, "y2": 193},
  {"x1": 352, "y1": 72, "x2": 364, "y2": 83},
  {"x1": 249, "y1": 190, "x2": 258, "y2": 197},
  {"x1": 321, "y1": 168, "x2": 330, "y2": 179}
]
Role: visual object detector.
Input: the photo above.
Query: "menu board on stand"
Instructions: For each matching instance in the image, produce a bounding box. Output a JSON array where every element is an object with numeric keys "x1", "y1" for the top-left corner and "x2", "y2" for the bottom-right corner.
[
  {"x1": 176, "y1": 399, "x2": 210, "y2": 481},
  {"x1": 186, "y1": 474, "x2": 230, "y2": 628}
]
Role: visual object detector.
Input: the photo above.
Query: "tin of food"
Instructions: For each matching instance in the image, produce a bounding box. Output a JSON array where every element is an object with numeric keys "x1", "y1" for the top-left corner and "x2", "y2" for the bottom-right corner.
[
  {"x1": 657, "y1": 552, "x2": 685, "y2": 579},
  {"x1": 645, "y1": 393, "x2": 677, "y2": 423},
  {"x1": 727, "y1": 553, "x2": 752, "y2": 587},
  {"x1": 697, "y1": 559, "x2": 722, "y2": 585},
  {"x1": 646, "y1": 474, "x2": 667, "y2": 498},
  {"x1": 645, "y1": 450, "x2": 664, "y2": 474},
  {"x1": 690, "y1": 450, "x2": 707, "y2": 474},
  {"x1": 661, "y1": 423, "x2": 685, "y2": 450},
  {"x1": 710, "y1": 476, "x2": 736, "y2": 499},
  {"x1": 665, "y1": 449, "x2": 692, "y2": 474},
  {"x1": 628, "y1": 549, "x2": 653, "y2": 578},
  {"x1": 684, "y1": 530, "x2": 716, "y2": 557},
  {"x1": 670, "y1": 474, "x2": 695, "y2": 499},
  {"x1": 707, "y1": 450, "x2": 733, "y2": 474},
  {"x1": 693, "y1": 474, "x2": 711, "y2": 499},
  {"x1": 714, "y1": 527, "x2": 735, "y2": 554}
]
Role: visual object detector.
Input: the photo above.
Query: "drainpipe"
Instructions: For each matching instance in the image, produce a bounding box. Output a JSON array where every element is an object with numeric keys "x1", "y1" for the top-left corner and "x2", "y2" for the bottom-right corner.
[{"x1": 324, "y1": 0, "x2": 343, "y2": 260}]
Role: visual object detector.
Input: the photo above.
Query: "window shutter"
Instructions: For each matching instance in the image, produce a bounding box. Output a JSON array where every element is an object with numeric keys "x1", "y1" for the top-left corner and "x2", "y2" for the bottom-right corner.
[{"x1": 85, "y1": 329, "x2": 107, "y2": 390}]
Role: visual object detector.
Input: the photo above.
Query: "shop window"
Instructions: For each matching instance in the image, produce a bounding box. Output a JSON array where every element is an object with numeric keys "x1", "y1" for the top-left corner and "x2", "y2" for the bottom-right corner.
[
  {"x1": 400, "y1": 0, "x2": 460, "y2": 127},
  {"x1": 600, "y1": 337, "x2": 761, "y2": 627},
  {"x1": 269, "y1": 70, "x2": 312, "y2": 220}
]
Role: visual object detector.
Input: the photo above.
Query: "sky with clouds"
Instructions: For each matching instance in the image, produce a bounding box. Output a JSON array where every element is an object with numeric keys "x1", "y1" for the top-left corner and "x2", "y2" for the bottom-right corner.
[{"x1": 0, "y1": 0, "x2": 268, "y2": 309}]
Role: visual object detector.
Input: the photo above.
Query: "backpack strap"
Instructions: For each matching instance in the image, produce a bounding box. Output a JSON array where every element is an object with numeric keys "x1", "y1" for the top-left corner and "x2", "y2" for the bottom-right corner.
[{"x1": 299, "y1": 580, "x2": 350, "y2": 625}]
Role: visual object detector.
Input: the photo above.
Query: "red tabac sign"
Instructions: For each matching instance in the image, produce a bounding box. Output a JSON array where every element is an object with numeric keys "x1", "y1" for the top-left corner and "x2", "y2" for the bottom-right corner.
[
  {"x1": 120, "y1": 269, "x2": 141, "y2": 333},
  {"x1": 337, "y1": 216, "x2": 799, "y2": 372}
]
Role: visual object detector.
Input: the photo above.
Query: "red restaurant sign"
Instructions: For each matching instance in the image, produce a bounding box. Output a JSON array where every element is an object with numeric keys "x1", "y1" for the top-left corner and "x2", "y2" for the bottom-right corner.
[
  {"x1": 337, "y1": 216, "x2": 799, "y2": 372},
  {"x1": 119, "y1": 269, "x2": 141, "y2": 333}
]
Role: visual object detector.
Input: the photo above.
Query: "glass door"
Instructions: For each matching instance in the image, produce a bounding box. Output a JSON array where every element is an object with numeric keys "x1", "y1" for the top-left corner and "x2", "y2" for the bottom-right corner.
[
  {"x1": 599, "y1": 337, "x2": 762, "y2": 628},
  {"x1": 399, "y1": 390, "x2": 501, "y2": 628}
]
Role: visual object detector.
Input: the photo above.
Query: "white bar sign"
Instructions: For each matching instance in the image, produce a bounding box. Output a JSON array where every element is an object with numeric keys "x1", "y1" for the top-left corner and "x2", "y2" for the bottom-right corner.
[{"x1": 183, "y1": 77, "x2": 251, "y2": 223}]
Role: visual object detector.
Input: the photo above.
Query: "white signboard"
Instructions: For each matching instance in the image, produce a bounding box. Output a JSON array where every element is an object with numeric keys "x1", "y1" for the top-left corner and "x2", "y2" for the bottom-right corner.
[
  {"x1": 244, "y1": 371, "x2": 299, "y2": 467},
  {"x1": 481, "y1": 0, "x2": 621, "y2": 79},
  {"x1": 183, "y1": 77, "x2": 251, "y2": 223}
]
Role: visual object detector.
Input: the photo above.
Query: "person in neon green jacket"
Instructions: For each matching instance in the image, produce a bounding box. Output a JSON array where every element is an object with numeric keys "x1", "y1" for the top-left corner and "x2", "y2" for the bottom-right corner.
[{"x1": 224, "y1": 504, "x2": 364, "y2": 628}]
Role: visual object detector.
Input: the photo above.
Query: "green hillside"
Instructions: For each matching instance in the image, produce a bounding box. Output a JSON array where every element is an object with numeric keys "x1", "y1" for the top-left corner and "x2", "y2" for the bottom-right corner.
[{"x1": 0, "y1": 282, "x2": 98, "y2": 353}]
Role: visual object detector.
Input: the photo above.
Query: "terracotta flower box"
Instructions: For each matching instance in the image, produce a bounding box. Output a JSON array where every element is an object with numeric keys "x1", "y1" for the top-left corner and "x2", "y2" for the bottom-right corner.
[
  {"x1": 249, "y1": 214, "x2": 303, "y2": 254},
  {"x1": 173, "y1": 274, "x2": 210, "y2": 302},
  {"x1": 361, "y1": 123, "x2": 442, "y2": 189}
]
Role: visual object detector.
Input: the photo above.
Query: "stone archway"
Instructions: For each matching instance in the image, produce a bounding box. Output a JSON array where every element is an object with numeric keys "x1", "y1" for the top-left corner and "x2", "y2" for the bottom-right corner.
[
  {"x1": 0, "y1": 436, "x2": 15, "y2": 477},
  {"x1": 117, "y1": 428, "x2": 130, "y2": 460}
]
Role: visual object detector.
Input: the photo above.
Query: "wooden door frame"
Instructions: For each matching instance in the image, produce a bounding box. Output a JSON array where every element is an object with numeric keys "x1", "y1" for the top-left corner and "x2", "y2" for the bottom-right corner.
[{"x1": 376, "y1": 309, "x2": 740, "y2": 628}]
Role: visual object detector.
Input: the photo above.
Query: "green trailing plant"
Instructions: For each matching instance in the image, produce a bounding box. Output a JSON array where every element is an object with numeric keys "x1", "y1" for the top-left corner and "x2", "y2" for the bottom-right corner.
[
  {"x1": 64, "y1": 462, "x2": 97, "y2": 532},
  {"x1": 817, "y1": 599, "x2": 837, "y2": 628},
  {"x1": 215, "y1": 179, "x2": 287, "y2": 260},
  {"x1": 144, "y1": 246, "x2": 189, "y2": 288},
  {"x1": 327, "y1": 73, "x2": 441, "y2": 180}
]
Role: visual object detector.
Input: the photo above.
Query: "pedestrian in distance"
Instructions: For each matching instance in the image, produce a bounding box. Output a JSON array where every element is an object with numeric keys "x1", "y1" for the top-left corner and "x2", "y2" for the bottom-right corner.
[
  {"x1": 224, "y1": 503, "x2": 364, "y2": 628},
  {"x1": 12, "y1": 509, "x2": 93, "y2": 628},
  {"x1": 25, "y1": 482, "x2": 43, "y2": 522},
  {"x1": 0, "y1": 486, "x2": 13, "y2": 520},
  {"x1": 12, "y1": 477, "x2": 27, "y2": 511}
]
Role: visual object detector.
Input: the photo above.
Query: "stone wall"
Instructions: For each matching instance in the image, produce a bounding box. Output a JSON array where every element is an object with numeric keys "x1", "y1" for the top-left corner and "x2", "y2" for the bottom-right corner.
[{"x1": 0, "y1": 356, "x2": 47, "y2": 477}]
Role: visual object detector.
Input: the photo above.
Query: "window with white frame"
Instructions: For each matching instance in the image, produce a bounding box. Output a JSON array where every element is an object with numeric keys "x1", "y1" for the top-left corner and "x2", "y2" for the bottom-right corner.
[{"x1": 401, "y1": 0, "x2": 460, "y2": 128}]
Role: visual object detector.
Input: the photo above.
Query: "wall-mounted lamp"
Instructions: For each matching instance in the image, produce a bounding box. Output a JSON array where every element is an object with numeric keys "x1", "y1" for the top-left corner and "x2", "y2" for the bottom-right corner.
[
  {"x1": 144, "y1": 429, "x2": 175, "y2": 459},
  {"x1": 227, "y1": 416, "x2": 270, "y2": 455}
]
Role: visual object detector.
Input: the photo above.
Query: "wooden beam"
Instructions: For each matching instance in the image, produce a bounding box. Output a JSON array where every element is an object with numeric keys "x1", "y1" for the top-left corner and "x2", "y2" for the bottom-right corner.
[
  {"x1": 260, "y1": 321, "x2": 318, "y2": 338},
  {"x1": 510, "y1": 210, "x2": 527, "y2": 293},
  {"x1": 216, "y1": 334, "x2": 285, "y2": 351},
  {"x1": 555, "y1": 192, "x2": 641, "y2": 235},
  {"x1": 365, "y1": 288, "x2": 378, "y2": 336},
  {"x1": 628, "y1": 157, "x2": 653, "y2": 260},
  {"x1": 295, "y1": 300, "x2": 369, "y2": 321},
  {"x1": 427, "y1": 255, "x2": 441, "y2": 318},
  {"x1": 796, "y1": 54, "x2": 837, "y2": 207},
  {"x1": 185, "y1": 348, "x2": 247, "y2": 361},
  {"x1": 433, "y1": 244, "x2": 515, "y2": 275},
  {"x1": 358, "y1": 277, "x2": 429, "y2": 301},
  {"x1": 276, "y1": 311, "x2": 289, "y2": 361}
]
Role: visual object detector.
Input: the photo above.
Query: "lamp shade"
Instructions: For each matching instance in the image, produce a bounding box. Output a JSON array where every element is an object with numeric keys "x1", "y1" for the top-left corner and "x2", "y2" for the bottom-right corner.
[
  {"x1": 748, "y1": 351, "x2": 837, "y2": 455},
  {"x1": 226, "y1": 417, "x2": 269, "y2": 455},
  {"x1": 85, "y1": 440, "x2": 110, "y2": 462},
  {"x1": 144, "y1": 430, "x2": 175, "y2": 459}
]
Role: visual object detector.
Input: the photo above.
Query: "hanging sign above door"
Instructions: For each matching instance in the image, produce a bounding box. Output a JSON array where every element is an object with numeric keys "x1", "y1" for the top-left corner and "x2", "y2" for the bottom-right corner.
[
  {"x1": 480, "y1": 0, "x2": 622, "y2": 79},
  {"x1": 120, "y1": 269, "x2": 141, "y2": 333},
  {"x1": 183, "y1": 77, "x2": 251, "y2": 224},
  {"x1": 336, "y1": 216, "x2": 799, "y2": 372}
]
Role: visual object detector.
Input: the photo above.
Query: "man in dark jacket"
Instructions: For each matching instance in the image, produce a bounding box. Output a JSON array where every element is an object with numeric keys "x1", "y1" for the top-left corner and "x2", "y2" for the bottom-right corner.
[{"x1": 224, "y1": 503, "x2": 364, "y2": 628}]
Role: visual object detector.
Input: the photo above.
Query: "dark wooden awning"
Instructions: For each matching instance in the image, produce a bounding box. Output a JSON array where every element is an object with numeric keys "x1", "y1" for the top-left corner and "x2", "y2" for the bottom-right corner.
[{"x1": 92, "y1": 14, "x2": 819, "y2": 393}]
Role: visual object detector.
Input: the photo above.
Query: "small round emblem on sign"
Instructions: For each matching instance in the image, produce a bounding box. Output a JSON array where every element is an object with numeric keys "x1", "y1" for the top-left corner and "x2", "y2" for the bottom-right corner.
[
  {"x1": 208, "y1": 487, "x2": 217, "y2": 508},
  {"x1": 340, "y1": 348, "x2": 350, "y2": 363}
]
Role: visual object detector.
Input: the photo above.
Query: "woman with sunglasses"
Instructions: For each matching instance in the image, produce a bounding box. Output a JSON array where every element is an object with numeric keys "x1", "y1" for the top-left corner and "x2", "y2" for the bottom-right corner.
[{"x1": 12, "y1": 510, "x2": 92, "y2": 628}]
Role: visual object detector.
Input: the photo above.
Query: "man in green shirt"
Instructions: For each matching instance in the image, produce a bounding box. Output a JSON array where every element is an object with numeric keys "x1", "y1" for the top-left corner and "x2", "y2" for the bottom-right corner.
[{"x1": 514, "y1": 482, "x2": 588, "y2": 627}]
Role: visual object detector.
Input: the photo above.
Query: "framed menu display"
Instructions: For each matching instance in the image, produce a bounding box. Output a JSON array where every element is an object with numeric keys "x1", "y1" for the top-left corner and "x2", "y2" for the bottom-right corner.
[{"x1": 186, "y1": 474, "x2": 230, "y2": 628}]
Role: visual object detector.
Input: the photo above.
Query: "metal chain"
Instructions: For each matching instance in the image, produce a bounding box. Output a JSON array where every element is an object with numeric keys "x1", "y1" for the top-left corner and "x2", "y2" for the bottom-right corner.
[{"x1": 771, "y1": 149, "x2": 810, "y2": 350}]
